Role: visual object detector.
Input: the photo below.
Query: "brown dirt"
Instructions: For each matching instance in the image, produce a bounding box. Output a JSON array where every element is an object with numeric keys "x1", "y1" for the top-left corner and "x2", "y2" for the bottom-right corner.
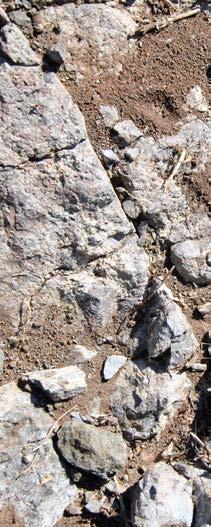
[{"x1": 0, "y1": 507, "x2": 24, "y2": 527}]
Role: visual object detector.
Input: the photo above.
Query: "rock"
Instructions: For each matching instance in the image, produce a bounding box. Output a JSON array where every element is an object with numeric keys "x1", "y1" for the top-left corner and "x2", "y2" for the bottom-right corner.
[
  {"x1": 197, "y1": 302, "x2": 211, "y2": 319},
  {"x1": 171, "y1": 238, "x2": 211, "y2": 285},
  {"x1": 103, "y1": 354, "x2": 127, "y2": 380},
  {"x1": 112, "y1": 119, "x2": 141, "y2": 147},
  {"x1": 9, "y1": 10, "x2": 32, "y2": 31},
  {"x1": 64, "y1": 501, "x2": 82, "y2": 516},
  {"x1": 0, "y1": 23, "x2": 39, "y2": 65},
  {"x1": 32, "y1": 12, "x2": 45, "y2": 33},
  {"x1": 110, "y1": 360, "x2": 192, "y2": 440},
  {"x1": 57, "y1": 419, "x2": 128, "y2": 479},
  {"x1": 0, "y1": 382, "x2": 77, "y2": 527},
  {"x1": 118, "y1": 119, "x2": 209, "y2": 244},
  {"x1": 191, "y1": 475, "x2": 211, "y2": 527},
  {"x1": 46, "y1": 43, "x2": 66, "y2": 65},
  {"x1": 101, "y1": 148, "x2": 120, "y2": 167},
  {"x1": 124, "y1": 146, "x2": 139, "y2": 161},
  {"x1": 21, "y1": 365, "x2": 86, "y2": 402},
  {"x1": 131, "y1": 462, "x2": 193, "y2": 527},
  {"x1": 132, "y1": 282, "x2": 198, "y2": 368},
  {"x1": 186, "y1": 86, "x2": 208, "y2": 113},
  {"x1": 69, "y1": 345, "x2": 97, "y2": 364},
  {"x1": 0, "y1": 7, "x2": 9, "y2": 27},
  {"x1": 99, "y1": 105, "x2": 120, "y2": 127},
  {"x1": 85, "y1": 499, "x2": 102, "y2": 514}
]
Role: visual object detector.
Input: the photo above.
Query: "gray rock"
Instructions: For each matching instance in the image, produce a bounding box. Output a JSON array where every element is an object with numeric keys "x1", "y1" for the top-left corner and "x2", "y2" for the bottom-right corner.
[
  {"x1": 0, "y1": 23, "x2": 39, "y2": 65},
  {"x1": 21, "y1": 365, "x2": 86, "y2": 402},
  {"x1": 132, "y1": 282, "x2": 198, "y2": 368},
  {"x1": 0, "y1": 382, "x2": 77, "y2": 527},
  {"x1": 112, "y1": 119, "x2": 142, "y2": 147},
  {"x1": 101, "y1": 148, "x2": 120, "y2": 167},
  {"x1": 186, "y1": 86, "x2": 208, "y2": 113},
  {"x1": 0, "y1": 7, "x2": 9, "y2": 26},
  {"x1": 99, "y1": 105, "x2": 120, "y2": 127},
  {"x1": 57, "y1": 419, "x2": 128, "y2": 479},
  {"x1": 103, "y1": 354, "x2": 127, "y2": 380},
  {"x1": 110, "y1": 360, "x2": 192, "y2": 440},
  {"x1": 193, "y1": 475, "x2": 211, "y2": 527},
  {"x1": 119, "y1": 119, "x2": 209, "y2": 244},
  {"x1": 46, "y1": 43, "x2": 66, "y2": 65},
  {"x1": 171, "y1": 238, "x2": 211, "y2": 285},
  {"x1": 131, "y1": 462, "x2": 193, "y2": 527},
  {"x1": 9, "y1": 10, "x2": 32, "y2": 31}
]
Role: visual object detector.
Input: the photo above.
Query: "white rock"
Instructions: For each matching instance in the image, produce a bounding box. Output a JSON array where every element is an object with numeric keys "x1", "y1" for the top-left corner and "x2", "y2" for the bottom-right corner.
[
  {"x1": 171, "y1": 238, "x2": 211, "y2": 285},
  {"x1": 131, "y1": 462, "x2": 193, "y2": 527},
  {"x1": 101, "y1": 148, "x2": 120, "y2": 166},
  {"x1": 70, "y1": 345, "x2": 97, "y2": 364},
  {"x1": 112, "y1": 119, "x2": 141, "y2": 147},
  {"x1": 103, "y1": 354, "x2": 127, "y2": 380},
  {"x1": 186, "y1": 86, "x2": 208, "y2": 113},
  {"x1": 21, "y1": 365, "x2": 86, "y2": 402},
  {"x1": 99, "y1": 104, "x2": 119, "y2": 127}
]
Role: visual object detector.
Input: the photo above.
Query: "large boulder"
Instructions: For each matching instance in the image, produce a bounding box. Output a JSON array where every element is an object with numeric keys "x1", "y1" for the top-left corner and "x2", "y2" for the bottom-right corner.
[
  {"x1": 131, "y1": 462, "x2": 193, "y2": 527},
  {"x1": 0, "y1": 382, "x2": 77, "y2": 527}
]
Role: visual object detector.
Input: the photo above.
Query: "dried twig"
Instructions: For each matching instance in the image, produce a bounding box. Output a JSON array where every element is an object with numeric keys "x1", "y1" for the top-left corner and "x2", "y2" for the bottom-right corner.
[
  {"x1": 136, "y1": 7, "x2": 200, "y2": 36},
  {"x1": 163, "y1": 149, "x2": 186, "y2": 189},
  {"x1": 16, "y1": 405, "x2": 77, "y2": 479}
]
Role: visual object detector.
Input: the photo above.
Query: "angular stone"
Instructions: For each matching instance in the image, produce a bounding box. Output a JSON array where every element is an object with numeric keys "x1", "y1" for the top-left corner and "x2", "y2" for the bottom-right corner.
[
  {"x1": 46, "y1": 43, "x2": 66, "y2": 65},
  {"x1": 131, "y1": 462, "x2": 193, "y2": 527},
  {"x1": 186, "y1": 86, "x2": 208, "y2": 113},
  {"x1": 101, "y1": 148, "x2": 120, "y2": 167},
  {"x1": 99, "y1": 105, "x2": 119, "y2": 128},
  {"x1": 21, "y1": 365, "x2": 86, "y2": 402},
  {"x1": 0, "y1": 383, "x2": 77, "y2": 527},
  {"x1": 132, "y1": 282, "x2": 198, "y2": 368},
  {"x1": 69, "y1": 345, "x2": 97, "y2": 364},
  {"x1": 112, "y1": 119, "x2": 141, "y2": 147},
  {"x1": 171, "y1": 238, "x2": 211, "y2": 285},
  {"x1": 103, "y1": 354, "x2": 127, "y2": 380},
  {"x1": 191, "y1": 475, "x2": 211, "y2": 526},
  {"x1": 110, "y1": 360, "x2": 192, "y2": 441},
  {"x1": 0, "y1": 7, "x2": 9, "y2": 27},
  {"x1": 9, "y1": 10, "x2": 32, "y2": 31},
  {"x1": 0, "y1": 23, "x2": 39, "y2": 65},
  {"x1": 57, "y1": 419, "x2": 128, "y2": 479}
]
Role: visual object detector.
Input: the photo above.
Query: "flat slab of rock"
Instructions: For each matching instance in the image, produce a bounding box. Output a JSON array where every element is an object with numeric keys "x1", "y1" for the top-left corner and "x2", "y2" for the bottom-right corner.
[
  {"x1": 57, "y1": 418, "x2": 128, "y2": 479},
  {"x1": 21, "y1": 365, "x2": 86, "y2": 402},
  {"x1": 131, "y1": 462, "x2": 193, "y2": 527},
  {"x1": 103, "y1": 354, "x2": 127, "y2": 380},
  {"x1": 110, "y1": 360, "x2": 192, "y2": 441},
  {"x1": 171, "y1": 238, "x2": 211, "y2": 285},
  {"x1": 0, "y1": 23, "x2": 40, "y2": 65},
  {"x1": 0, "y1": 382, "x2": 77, "y2": 527}
]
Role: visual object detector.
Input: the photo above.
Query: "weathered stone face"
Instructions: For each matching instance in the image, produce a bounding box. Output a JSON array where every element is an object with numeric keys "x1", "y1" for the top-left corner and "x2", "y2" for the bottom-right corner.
[
  {"x1": 0, "y1": 383, "x2": 77, "y2": 527},
  {"x1": 57, "y1": 418, "x2": 128, "y2": 479}
]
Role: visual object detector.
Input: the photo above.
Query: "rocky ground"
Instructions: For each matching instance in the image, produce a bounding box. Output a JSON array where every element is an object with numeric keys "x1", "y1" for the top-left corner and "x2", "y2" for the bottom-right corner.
[{"x1": 0, "y1": 0, "x2": 210, "y2": 526}]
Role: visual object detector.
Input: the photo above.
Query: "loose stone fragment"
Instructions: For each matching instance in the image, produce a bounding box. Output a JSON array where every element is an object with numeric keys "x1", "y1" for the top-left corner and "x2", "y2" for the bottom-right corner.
[
  {"x1": 103, "y1": 354, "x2": 127, "y2": 380},
  {"x1": 131, "y1": 462, "x2": 193, "y2": 527},
  {"x1": 57, "y1": 419, "x2": 128, "y2": 479},
  {"x1": 99, "y1": 105, "x2": 119, "y2": 127},
  {"x1": 171, "y1": 238, "x2": 211, "y2": 285},
  {"x1": 186, "y1": 86, "x2": 208, "y2": 113},
  {"x1": 112, "y1": 119, "x2": 142, "y2": 147},
  {"x1": 21, "y1": 365, "x2": 86, "y2": 402},
  {"x1": 46, "y1": 43, "x2": 66, "y2": 65}
]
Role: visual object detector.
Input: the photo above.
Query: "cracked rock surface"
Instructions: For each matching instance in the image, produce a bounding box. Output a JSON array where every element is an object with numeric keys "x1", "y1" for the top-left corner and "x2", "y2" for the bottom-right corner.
[{"x1": 0, "y1": 4, "x2": 209, "y2": 527}]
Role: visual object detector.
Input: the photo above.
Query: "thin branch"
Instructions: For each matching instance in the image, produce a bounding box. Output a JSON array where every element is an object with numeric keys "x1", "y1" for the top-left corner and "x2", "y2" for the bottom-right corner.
[{"x1": 136, "y1": 7, "x2": 200, "y2": 36}]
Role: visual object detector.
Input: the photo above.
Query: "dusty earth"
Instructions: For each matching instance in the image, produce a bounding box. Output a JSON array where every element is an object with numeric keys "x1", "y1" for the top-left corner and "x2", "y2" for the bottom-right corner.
[{"x1": 0, "y1": 1, "x2": 210, "y2": 527}]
